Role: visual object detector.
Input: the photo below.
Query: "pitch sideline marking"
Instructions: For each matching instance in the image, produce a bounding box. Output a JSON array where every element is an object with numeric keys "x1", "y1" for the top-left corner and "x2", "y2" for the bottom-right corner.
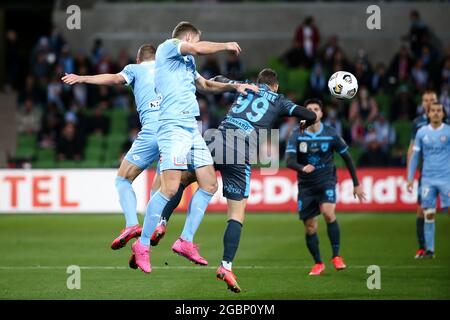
[{"x1": 0, "y1": 265, "x2": 447, "y2": 270}]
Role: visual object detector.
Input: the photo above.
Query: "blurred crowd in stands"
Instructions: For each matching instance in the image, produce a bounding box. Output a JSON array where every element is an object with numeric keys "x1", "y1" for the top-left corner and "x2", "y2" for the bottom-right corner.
[{"x1": 5, "y1": 9, "x2": 450, "y2": 168}]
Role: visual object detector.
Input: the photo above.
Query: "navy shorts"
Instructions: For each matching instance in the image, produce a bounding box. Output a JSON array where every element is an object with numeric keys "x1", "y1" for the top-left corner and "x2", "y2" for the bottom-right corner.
[
  {"x1": 297, "y1": 183, "x2": 336, "y2": 221},
  {"x1": 208, "y1": 126, "x2": 251, "y2": 201}
]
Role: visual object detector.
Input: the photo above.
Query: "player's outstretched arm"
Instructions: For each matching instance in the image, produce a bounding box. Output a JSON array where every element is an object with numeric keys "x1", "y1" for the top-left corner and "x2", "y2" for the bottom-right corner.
[
  {"x1": 340, "y1": 151, "x2": 366, "y2": 201},
  {"x1": 180, "y1": 41, "x2": 241, "y2": 56},
  {"x1": 290, "y1": 106, "x2": 317, "y2": 127},
  {"x1": 61, "y1": 73, "x2": 126, "y2": 86},
  {"x1": 195, "y1": 75, "x2": 259, "y2": 95}
]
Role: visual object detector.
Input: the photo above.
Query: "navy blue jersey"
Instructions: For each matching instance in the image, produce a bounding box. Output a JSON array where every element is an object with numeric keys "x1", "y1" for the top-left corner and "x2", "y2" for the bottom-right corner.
[
  {"x1": 286, "y1": 123, "x2": 348, "y2": 186},
  {"x1": 220, "y1": 83, "x2": 298, "y2": 132},
  {"x1": 411, "y1": 114, "x2": 428, "y2": 141}
]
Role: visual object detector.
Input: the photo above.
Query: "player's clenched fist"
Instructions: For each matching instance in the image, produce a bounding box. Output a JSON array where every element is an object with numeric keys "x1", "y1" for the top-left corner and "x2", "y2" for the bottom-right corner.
[
  {"x1": 302, "y1": 164, "x2": 315, "y2": 174},
  {"x1": 226, "y1": 42, "x2": 242, "y2": 55}
]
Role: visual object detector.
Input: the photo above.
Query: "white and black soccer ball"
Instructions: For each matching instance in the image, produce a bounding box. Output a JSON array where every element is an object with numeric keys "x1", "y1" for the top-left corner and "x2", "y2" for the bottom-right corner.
[{"x1": 328, "y1": 71, "x2": 358, "y2": 100}]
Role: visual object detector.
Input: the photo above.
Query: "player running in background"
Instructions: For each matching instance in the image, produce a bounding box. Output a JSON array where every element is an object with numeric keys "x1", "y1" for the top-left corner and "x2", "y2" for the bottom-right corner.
[
  {"x1": 407, "y1": 90, "x2": 438, "y2": 259},
  {"x1": 131, "y1": 21, "x2": 259, "y2": 274},
  {"x1": 62, "y1": 44, "x2": 161, "y2": 250},
  {"x1": 286, "y1": 98, "x2": 366, "y2": 276},
  {"x1": 151, "y1": 69, "x2": 317, "y2": 292},
  {"x1": 407, "y1": 103, "x2": 450, "y2": 259}
]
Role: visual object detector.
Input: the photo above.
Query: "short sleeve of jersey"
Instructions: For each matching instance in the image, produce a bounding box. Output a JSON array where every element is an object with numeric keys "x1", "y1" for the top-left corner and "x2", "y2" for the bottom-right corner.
[
  {"x1": 333, "y1": 131, "x2": 349, "y2": 154},
  {"x1": 285, "y1": 128, "x2": 299, "y2": 154},
  {"x1": 278, "y1": 95, "x2": 298, "y2": 117},
  {"x1": 119, "y1": 64, "x2": 135, "y2": 85},
  {"x1": 160, "y1": 39, "x2": 184, "y2": 59}
]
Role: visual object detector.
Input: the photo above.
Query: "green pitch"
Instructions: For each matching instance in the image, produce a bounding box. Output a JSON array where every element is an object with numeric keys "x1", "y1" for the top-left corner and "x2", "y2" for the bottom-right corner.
[{"x1": 0, "y1": 213, "x2": 449, "y2": 300}]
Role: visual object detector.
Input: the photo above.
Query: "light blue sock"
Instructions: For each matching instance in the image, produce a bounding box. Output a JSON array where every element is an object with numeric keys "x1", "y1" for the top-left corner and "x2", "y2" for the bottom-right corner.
[
  {"x1": 180, "y1": 188, "x2": 213, "y2": 242},
  {"x1": 115, "y1": 176, "x2": 139, "y2": 227},
  {"x1": 424, "y1": 220, "x2": 435, "y2": 252},
  {"x1": 140, "y1": 191, "x2": 169, "y2": 246}
]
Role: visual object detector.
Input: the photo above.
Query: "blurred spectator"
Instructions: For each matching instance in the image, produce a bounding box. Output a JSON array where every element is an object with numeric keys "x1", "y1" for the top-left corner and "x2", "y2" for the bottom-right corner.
[
  {"x1": 281, "y1": 41, "x2": 308, "y2": 69},
  {"x1": 19, "y1": 75, "x2": 44, "y2": 106},
  {"x1": 371, "y1": 63, "x2": 388, "y2": 94},
  {"x1": 17, "y1": 98, "x2": 42, "y2": 134},
  {"x1": 91, "y1": 38, "x2": 105, "y2": 66},
  {"x1": 47, "y1": 75, "x2": 64, "y2": 109},
  {"x1": 224, "y1": 52, "x2": 244, "y2": 80},
  {"x1": 294, "y1": 16, "x2": 320, "y2": 66},
  {"x1": 440, "y1": 57, "x2": 450, "y2": 87},
  {"x1": 116, "y1": 48, "x2": 133, "y2": 71},
  {"x1": 407, "y1": 10, "x2": 430, "y2": 59},
  {"x1": 309, "y1": 62, "x2": 327, "y2": 99},
  {"x1": 349, "y1": 86, "x2": 378, "y2": 122},
  {"x1": 359, "y1": 134, "x2": 389, "y2": 167},
  {"x1": 350, "y1": 117, "x2": 365, "y2": 146},
  {"x1": 201, "y1": 56, "x2": 221, "y2": 79},
  {"x1": 354, "y1": 60, "x2": 372, "y2": 89},
  {"x1": 38, "y1": 103, "x2": 63, "y2": 149},
  {"x1": 390, "y1": 85, "x2": 416, "y2": 120},
  {"x1": 411, "y1": 59, "x2": 429, "y2": 91},
  {"x1": 324, "y1": 106, "x2": 343, "y2": 137},
  {"x1": 388, "y1": 46, "x2": 413, "y2": 84},
  {"x1": 96, "y1": 53, "x2": 114, "y2": 74},
  {"x1": 439, "y1": 84, "x2": 450, "y2": 118},
  {"x1": 373, "y1": 113, "x2": 396, "y2": 152},
  {"x1": 321, "y1": 36, "x2": 340, "y2": 70},
  {"x1": 49, "y1": 28, "x2": 66, "y2": 56},
  {"x1": 56, "y1": 122, "x2": 84, "y2": 161},
  {"x1": 5, "y1": 30, "x2": 20, "y2": 91},
  {"x1": 198, "y1": 98, "x2": 220, "y2": 134},
  {"x1": 88, "y1": 105, "x2": 110, "y2": 135},
  {"x1": 59, "y1": 45, "x2": 75, "y2": 75}
]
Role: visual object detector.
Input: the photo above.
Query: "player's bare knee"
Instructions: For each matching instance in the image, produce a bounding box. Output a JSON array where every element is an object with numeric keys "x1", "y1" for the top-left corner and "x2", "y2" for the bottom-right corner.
[
  {"x1": 323, "y1": 212, "x2": 336, "y2": 224},
  {"x1": 304, "y1": 219, "x2": 317, "y2": 235},
  {"x1": 424, "y1": 208, "x2": 436, "y2": 222}
]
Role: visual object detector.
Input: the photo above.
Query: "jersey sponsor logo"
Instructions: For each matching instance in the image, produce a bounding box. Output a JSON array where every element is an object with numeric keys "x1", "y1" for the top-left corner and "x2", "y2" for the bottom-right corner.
[
  {"x1": 299, "y1": 142, "x2": 308, "y2": 153},
  {"x1": 321, "y1": 142, "x2": 329, "y2": 152}
]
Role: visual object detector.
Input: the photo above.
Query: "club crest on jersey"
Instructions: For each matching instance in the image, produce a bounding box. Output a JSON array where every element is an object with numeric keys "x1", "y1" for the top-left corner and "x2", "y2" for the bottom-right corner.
[
  {"x1": 299, "y1": 142, "x2": 308, "y2": 153},
  {"x1": 321, "y1": 142, "x2": 329, "y2": 152},
  {"x1": 440, "y1": 135, "x2": 448, "y2": 142}
]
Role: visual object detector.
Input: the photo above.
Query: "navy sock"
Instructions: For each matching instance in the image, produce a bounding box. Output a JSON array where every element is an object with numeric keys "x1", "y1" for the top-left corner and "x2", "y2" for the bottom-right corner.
[
  {"x1": 327, "y1": 220, "x2": 340, "y2": 258},
  {"x1": 416, "y1": 217, "x2": 425, "y2": 250},
  {"x1": 306, "y1": 233, "x2": 322, "y2": 263},
  {"x1": 222, "y1": 219, "x2": 242, "y2": 262},
  {"x1": 161, "y1": 184, "x2": 185, "y2": 222}
]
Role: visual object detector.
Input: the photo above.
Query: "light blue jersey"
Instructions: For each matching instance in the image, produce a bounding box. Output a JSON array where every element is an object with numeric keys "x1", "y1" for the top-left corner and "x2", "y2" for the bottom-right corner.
[
  {"x1": 408, "y1": 123, "x2": 450, "y2": 209},
  {"x1": 409, "y1": 124, "x2": 450, "y2": 181},
  {"x1": 154, "y1": 39, "x2": 201, "y2": 121},
  {"x1": 119, "y1": 61, "x2": 161, "y2": 126}
]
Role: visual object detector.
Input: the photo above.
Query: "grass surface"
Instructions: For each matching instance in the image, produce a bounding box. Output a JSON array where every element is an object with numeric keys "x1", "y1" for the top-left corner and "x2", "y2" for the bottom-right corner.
[{"x1": 0, "y1": 213, "x2": 449, "y2": 300}]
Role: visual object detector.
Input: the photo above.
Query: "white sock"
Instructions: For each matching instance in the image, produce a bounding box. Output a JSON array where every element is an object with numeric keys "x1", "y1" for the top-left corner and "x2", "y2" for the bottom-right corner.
[{"x1": 222, "y1": 260, "x2": 232, "y2": 271}]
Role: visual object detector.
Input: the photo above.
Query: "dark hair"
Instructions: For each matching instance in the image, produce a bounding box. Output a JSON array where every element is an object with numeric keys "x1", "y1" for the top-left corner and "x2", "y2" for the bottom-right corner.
[
  {"x1": 172, "y1": 21, "x2": 201, "y2": 39},
  {"x1": 256, "y1": 68, "x2": 278, "y2": 86},
  {"x1": 303, "y1": 98, "x2": 323, "y2": 109},
  {"x1": 137, "y1": 44, "x2": 156, "y2": 61},
  {"x1": 422, "y1": 90, "x2": 437, "y2": 98}
]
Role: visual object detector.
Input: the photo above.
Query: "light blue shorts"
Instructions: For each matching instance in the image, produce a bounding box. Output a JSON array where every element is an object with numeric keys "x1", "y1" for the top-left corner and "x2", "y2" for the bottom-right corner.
[
  {"x1": 124, "y1": 123, "x2": 160, "y2": 170},
  {"x1": 157, "y1": 119, "x2": 213, "y2": 172},
  {"x1": 420, "y1": 177, "x2": 450, "y2": 210}
]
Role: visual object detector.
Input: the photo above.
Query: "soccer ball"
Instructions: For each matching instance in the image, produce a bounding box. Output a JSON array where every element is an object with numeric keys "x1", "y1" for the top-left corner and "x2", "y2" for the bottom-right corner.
[{"x1": 328, "y1": 71, "x2": 358, "y2": 100}]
